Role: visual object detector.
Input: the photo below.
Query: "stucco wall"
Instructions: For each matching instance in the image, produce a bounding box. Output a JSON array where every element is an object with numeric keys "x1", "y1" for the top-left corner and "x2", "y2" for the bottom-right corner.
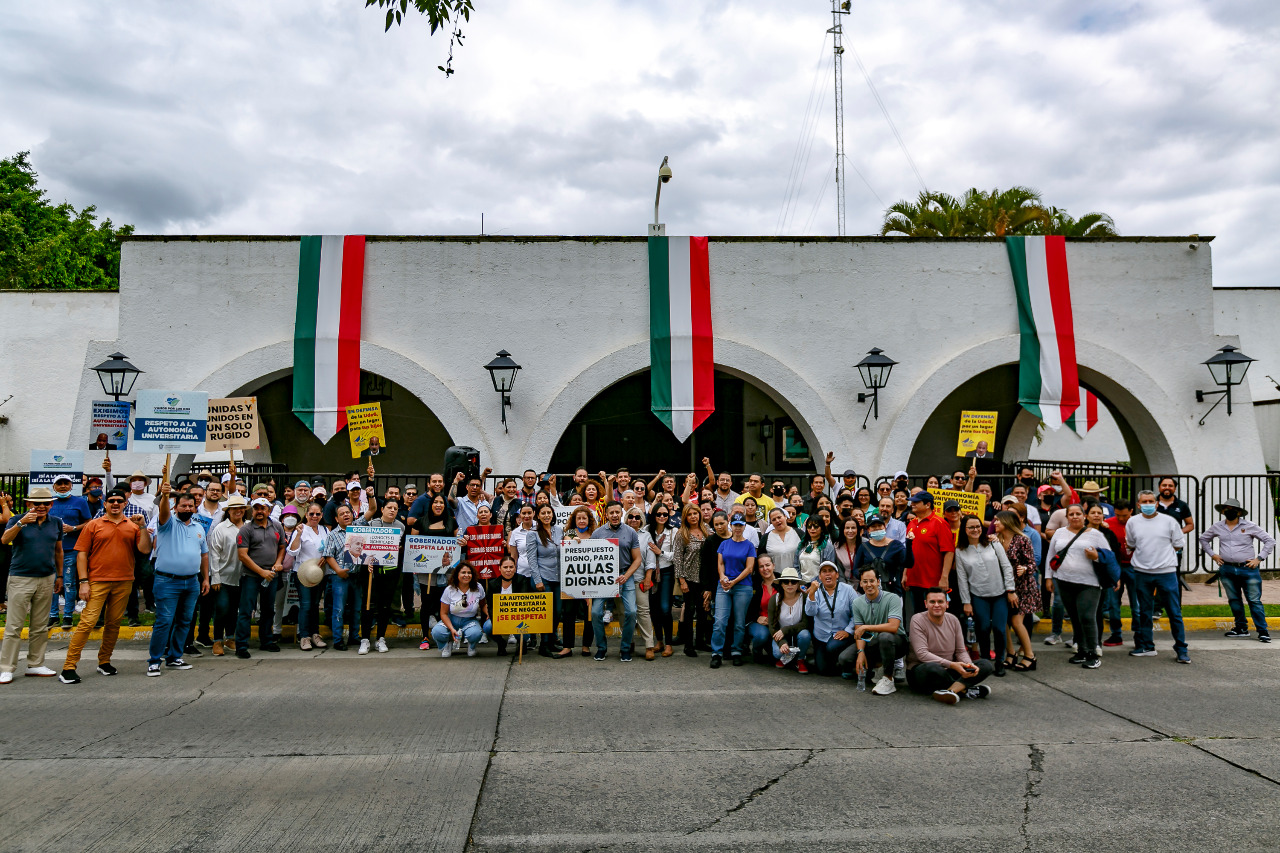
[
  {"x1": 0, "y1": 291, "x2": 120, "y2": 471},
  {"x1": 13, "y1": 235, "x2": 1264, "y2": 480},
  {"x1": 1215, "y1": 287, "x2": 1280, "y2": 469}
]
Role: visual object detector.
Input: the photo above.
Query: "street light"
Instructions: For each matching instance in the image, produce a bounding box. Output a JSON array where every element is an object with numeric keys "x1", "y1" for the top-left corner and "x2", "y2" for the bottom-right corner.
[
  {"x1": 483, "y1": 350, "x2": 521, "y2": 434},
  {"x1": 91, "y1": 352, "x2": 144, "y2": 402},
  {"x1": 650, "y1": 156, "x2": 672, "y2": 237},
  {"x1": 855, "y1": 347, "x2": 897, "y2": 429},
  {"x1": 758, "y1": 415, "x2": 775, "y2": 465},
  {"x1": 1196, "y1": 344, "x2": 1255, "y2": 425}
]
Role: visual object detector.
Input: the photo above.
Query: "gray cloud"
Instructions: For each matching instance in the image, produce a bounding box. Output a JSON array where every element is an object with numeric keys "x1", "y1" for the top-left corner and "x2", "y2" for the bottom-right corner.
[{"x1": 0, "y1": 0, "x2": 1276, "y2": 285}]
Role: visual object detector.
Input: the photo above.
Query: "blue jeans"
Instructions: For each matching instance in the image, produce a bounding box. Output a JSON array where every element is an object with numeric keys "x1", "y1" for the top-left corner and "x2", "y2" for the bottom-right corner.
[
  {"x1": 431, "y1": 615, "x2": 482, "y2": 649},
  {"x1": 1099, "y1": 584, "x2": 1122, "y2": 635},
  {"x1": 652, "y1": 569, "x2": 675, "y2": 647},
  {"x1": 1133, "y1": 571, "x2": 1186, "y2": 653},
  {"x1": 1119, "y1": 565, "x2": 1142, "y2": 630},
  {"x1": 297, "y1": 575, "x2": 322, "y2": 638},
  {"x1": 149, "y1": 574, "x2": 200, "y2": 664},
  {"x1": 237, "y1": 572, "x2": 278, "y2": 649},
  {"x1": 815, "y1": 635, "x2": 854, "y2": 676},
  {"x1": 50, "y1": 552, "x2": 78, "y2": 618},
  {"x1": 330, "y1": 574, "x2": 364, "y2": 644},
  {"x1": 747, "y1": 620, "x2": 772, "y2": 656},
  {"x1": 592, "y1": 579, "x2": 638, "y2": 654},
  {"x1": 969, "y1": 594, "x2": 1009, "y2": 662},
  {"x1": 710, "y1": 583, "x2": 753, "y2": 657},
  {"x1": 1219, "y1": 564, "x2": 1268, "y2": 633},
  {"x1": 772, "y1": 629, "x2": 812, "y2": 659}
]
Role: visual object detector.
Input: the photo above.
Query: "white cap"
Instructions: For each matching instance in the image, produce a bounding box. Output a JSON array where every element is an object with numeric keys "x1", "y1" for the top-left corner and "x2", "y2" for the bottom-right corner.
[
  {"x1": 53, "y1": 474, "x2": 74, "y2": 483},
  {"x1": 894, "y1": 471, "x2": 909, "y2": 479},
  {"x1": 221, "y1": 473, "x2": 232, "y2": 483},
  {"x1": 347, "y1": 480, "x2": 362, "y2": 490},
  {"x1": 250, "y1": 497, "x2": 272, "y2": 507}
]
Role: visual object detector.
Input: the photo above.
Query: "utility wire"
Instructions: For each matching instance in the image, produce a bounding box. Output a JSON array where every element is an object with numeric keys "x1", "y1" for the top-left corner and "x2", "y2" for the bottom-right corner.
[
  {"x1": 776, "y1": 33, "x2": 832, "y2": 234},
  {"x1": 846, "y1": 39, "x2": 928, "y2": 193}
]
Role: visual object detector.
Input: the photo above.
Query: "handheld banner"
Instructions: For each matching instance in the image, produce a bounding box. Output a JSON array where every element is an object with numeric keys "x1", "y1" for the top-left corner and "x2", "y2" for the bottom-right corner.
[
  {"x1": 132, "y1": 390, "x2": 209, "y2": 453},
  {"x1": 343, "y1": 524, "x2": 402, "y2": 569},
  {"x1": 491, "y1": 592, "x2": 554, "y2": 634},
  {"x1": 206, "y1": 397, "x2": 261, "y2": 451},
  {"x1": 927, "y1": 488, "x2": 987, "y2": 520},
  {"x1": 560, "y1": 538, "x2": 620, "y2": 599},
  {"x1": 956, "y1": 411, "x2": 998, "y2": 458},
  {"x1": 465, "y1": 524, "x2": 506, "y2": 580},
  {"x1": 553, "y1": 504, "x2": 574, "y2": 529},
  {"x1": 346, "y1": 402, "x2": 386, "y2": 458},
  {"x1": 30, "y1": 450, "x2": 85, "y2": 496},
  {"x1": 404, "y1": 535, "x2": 461, "y2": 574},
  {"x1": 89, "y1": 401, "x2": 131, "y2": 451}
]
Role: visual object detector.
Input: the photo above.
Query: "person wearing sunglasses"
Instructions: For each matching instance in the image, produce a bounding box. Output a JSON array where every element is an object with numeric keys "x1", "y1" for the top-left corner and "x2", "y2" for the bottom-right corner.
[
  {"x1": 645, "y1": 506, "x2": 676, "y2": 659},
  {"x1": 767, "y1": 567, "x2": 812, "y2": 673},
  {"x1": 60, "y1": 489, "x2": 152, "y2": 683}
]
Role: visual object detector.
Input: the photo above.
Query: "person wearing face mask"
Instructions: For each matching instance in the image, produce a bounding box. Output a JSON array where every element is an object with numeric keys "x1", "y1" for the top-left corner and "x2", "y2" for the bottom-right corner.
[
  {"x1": 267, "y1": 505, "x2": 303, "y2": 646},
  {"x1": 855, "y1": 514, "x2": 910, "y2": 601},
  {"x1": 1199, "y1": 498, "x2": 1274, "y2": 643},
  {"x1": 1125, "y1": 491, "x2": 1188, "y2": 662},
  {"x1": 46, "y1": 474, "x2": 92, "y2": 630},
  {"x1": 145, "y1": 483, "x2": 210, "y2": 677}
]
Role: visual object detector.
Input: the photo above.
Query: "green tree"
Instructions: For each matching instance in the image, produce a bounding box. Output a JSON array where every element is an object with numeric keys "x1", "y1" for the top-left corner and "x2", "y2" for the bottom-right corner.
[
  {"x1": 0, "y1": 152, "x2": 133, "y2": 291},
  {"x1": 366, "y1": 0, "x2": 474, "y2": 76},
  {"x1": 880, "y1": 186, "x2": 1118, "y2": 238}
]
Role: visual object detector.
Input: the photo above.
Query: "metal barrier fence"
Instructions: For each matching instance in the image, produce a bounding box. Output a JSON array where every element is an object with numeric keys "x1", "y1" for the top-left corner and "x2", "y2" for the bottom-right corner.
[{"x1": 1200, "y1": 475, "x2": 1280, "y2": 571}]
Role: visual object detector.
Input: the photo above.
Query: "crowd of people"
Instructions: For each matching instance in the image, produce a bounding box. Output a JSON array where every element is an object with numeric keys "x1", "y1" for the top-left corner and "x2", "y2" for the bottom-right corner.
[{"x1": 0, "y1": 455, "x2": 1272, "y2": 705}]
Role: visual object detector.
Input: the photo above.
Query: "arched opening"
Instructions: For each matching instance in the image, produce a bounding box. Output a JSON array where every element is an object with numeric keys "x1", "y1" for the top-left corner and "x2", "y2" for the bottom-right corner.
[
  {"x1": 229, "y1": 369, "x2": 455, "y2": 471},
  {"x1": 548, "y1": 369, "x2": 814, "y2": 474},
  {"x1": 906, "y1": 363, "x2": 1169, "y2": 477}
]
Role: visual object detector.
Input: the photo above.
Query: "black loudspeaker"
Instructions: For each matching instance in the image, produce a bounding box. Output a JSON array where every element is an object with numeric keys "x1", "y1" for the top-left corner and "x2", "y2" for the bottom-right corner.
[{"x1": 443, "y1": 446, "x2": 480, "y2": 487}]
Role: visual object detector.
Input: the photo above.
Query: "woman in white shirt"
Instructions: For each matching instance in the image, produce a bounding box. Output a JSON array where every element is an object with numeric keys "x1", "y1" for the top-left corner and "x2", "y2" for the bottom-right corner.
[
  {"x1": 286, "y1": 501, "x2": 329, "y2": 651},
  {"x1": 762, "y1": 508, "x2": 801, "y2": 572},
  {"x1": 428, "y1": 561, "x2": 486, "y2": 657},
  {"x1": 953, "y1": 514, "x2": 1017, "y2": 676},
  {"x1": 506, "y1": 504, "x2": 537, "y2": 580},
  {"x1": 1046, "y1": 504, "x2": 1110, "y2": 669}
]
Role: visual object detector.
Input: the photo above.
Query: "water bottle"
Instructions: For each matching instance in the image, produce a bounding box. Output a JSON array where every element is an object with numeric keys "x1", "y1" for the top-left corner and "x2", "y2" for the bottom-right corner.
[
  {"x1": 966, "y1": 616, "x2": 977, "y2": 645},
  {"x1": 779, "y1": 647, "x2": 798, "y2": 665},
  {"x1": 857, "y1": 671, "x2": 867, "y2": 693}
]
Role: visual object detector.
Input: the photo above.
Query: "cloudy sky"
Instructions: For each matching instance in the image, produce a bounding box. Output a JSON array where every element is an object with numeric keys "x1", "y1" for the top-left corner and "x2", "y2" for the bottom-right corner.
[{"x1": 2, "y1": 0, "x2": 1277, "y2": 285}]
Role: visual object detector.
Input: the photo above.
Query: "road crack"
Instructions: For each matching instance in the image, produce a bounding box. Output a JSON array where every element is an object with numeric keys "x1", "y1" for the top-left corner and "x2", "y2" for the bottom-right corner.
[
  {"x1": 686, "y1": 748, "x2": 820, "y2": 835},
  {"x1": 1018, "y1": 744, "x2": 1044, "y2": 851}
]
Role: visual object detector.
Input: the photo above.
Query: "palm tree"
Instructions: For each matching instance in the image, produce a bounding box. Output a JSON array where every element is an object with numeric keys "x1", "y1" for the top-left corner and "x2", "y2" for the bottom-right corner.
[
  {"x1": 961, "y1": 186, "x2": 1048, "y2": 237},
  {"x1": 880, "y1": 190, "x2": 966, "y2": 236},
  {"x1": 1036, "y1": 207, "x2": 1118, "y2": 237},
  {"x1": 880, "y1": 186, "x2": 1117, "y2": 238}
]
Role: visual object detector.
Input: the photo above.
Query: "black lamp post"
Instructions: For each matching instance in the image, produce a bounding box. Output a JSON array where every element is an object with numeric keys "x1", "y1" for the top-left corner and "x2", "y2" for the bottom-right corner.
[
  {"x1": 758, "y1": 415, "x2": 774, "y2": 465},
  {"x1": 484, "y1": 350, "x2": 521, "y2": 433},
  {"x1": 91, "y1": 352, "x2": 144, "y2": 402},
  {"x1": 1196, "y1": 344, "x2": 1254, "y2": 425},
  {"x1": 855, "y1": 347, "x2": 897, "y2": 429}
]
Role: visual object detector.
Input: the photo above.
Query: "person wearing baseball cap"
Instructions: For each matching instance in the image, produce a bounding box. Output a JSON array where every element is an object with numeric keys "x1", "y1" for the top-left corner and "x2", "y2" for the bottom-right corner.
[
  {"x1": 709, "y1": 513, "x2": 757, "y2": 669},
  {"x1": 904, "y1": 491, "x2": 955, "y2": 619},
  {"x1": 822, "y1": 452, "x2": 861, "y2": 502},
  {"x1": 804, "y1": 559, "x2": 857, "y2": 676},
  {"x1": 1, "y1": 487, "x2": 64, "y2": 682}
]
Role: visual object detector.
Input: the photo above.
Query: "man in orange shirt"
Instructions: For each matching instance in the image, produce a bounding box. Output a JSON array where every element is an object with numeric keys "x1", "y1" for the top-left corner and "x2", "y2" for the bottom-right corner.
[
  {"x1": 904, "y1": 492, "x2": 955, "y2": 621},
  {"x1": 59, "y1": 489, "x2": 152, "y2": 684}
]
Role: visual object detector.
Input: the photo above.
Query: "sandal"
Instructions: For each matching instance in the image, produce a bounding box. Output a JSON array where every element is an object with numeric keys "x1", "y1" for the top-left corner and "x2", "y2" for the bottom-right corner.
[
  {"x1": 1012, "y1": 655, "x2": 1037, "y2": 672},
  {"x1": 1003, "y1": 654, "x2": 1018, "y2": 668}
]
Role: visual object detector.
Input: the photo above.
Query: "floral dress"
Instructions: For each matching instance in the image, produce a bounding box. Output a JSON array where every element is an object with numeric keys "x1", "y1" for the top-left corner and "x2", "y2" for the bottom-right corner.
[{"x1": 1007, "y1": 533, "x2": 1041, "y2": 615}]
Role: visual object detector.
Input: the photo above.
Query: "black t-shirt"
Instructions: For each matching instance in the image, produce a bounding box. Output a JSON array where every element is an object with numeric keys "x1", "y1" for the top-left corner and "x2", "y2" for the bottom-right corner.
[{"x1": 1157, "y1": 498, "x2": 1193, "y2": 529}]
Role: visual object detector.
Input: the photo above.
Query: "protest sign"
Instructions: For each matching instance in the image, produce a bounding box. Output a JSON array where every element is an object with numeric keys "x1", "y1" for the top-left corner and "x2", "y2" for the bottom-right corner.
[
  {"x1": 465, "y1": 524, "x2": 506, "y2": 580},
  {"x1": 206, "y1": 397, "x2": 260, "y2": 451},
  {"x1": 404, "y1": 535, "x2": 461, "y2": 574},
  {"x1": 30, "y1": 450, "x2": 84, "y2": 496},
  {"x1": 132, "y1": 390, "x2": 209, "y2": 453},
  {"x1": 956, "y1": 410, "x2": 998, "y2": 458},
  {"x1": 553, "y1": 504, "x2": 574, "y2": 529},
  {"x1": 89, "y1": 401, "x2": 130, "y2": 452},
  {"x1": 927, "y1": 488, "x2": 987, "y2": 520},
  {"x1": 560, "y1": 538, "x2": 619, "y2": 599},
  {"x1": 343, "y1": 524, "x2": 402, "y2": 569},
  {"x1": 346, "y1": 402, "x2": 386, "y2": 458},
  {"x1": 491, "y1": 592, "x2": 554, "y2": 635}
]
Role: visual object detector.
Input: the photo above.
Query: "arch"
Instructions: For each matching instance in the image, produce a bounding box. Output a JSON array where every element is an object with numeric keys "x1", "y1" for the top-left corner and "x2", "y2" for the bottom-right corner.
[
  {"x1": 190, "y1": 340, "x2": 485, "y2": 465},
  {"x1": 520, "y1": 338, "x2": 846, "y2": 472},
  {"x1": 881, "y1": 335, "x2": 1181, "y2": 476}
]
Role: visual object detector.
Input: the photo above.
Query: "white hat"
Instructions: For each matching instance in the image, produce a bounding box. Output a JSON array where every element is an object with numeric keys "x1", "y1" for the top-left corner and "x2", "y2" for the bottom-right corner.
[
  {"x1": 250, "y1": 497, "x2": 271, "y2": 507},
  {"x1": 53, "y1": 474, "x2": 74, "y2": 484},
  {"x1": 296, "y1": 558, "x2": 325, "y2": 588},
  {"x1": 894, "y1": 471, "x2": 909, "y2": 479},
  {"x1": 346, "y1": 480, "x2": 362, "y2": 491},
  {"x1": 221, "y1": 473, "x2": 232, "y2": 483}
]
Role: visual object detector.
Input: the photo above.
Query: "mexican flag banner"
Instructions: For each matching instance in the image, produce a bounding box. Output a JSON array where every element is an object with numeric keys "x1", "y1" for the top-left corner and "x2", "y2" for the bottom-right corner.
[
  {"x1": 293, "y1": 235, "x2": 365, "y2": 444},
  {"x1": 649, "y1": 236, "x2": 714, "y2": 442},
  {"x1": 1007, "y1": 235, "x2": 1080, "y2": 430},
  {"x1": 1066, "y1": 385, "x2": 1099, "y2": 435}
]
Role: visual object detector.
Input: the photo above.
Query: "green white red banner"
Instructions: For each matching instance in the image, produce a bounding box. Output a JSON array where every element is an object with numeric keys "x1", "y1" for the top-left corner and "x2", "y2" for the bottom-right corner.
[
  {"x1": 648, "y1": 235, "x2": 714, "y2": 442},
  {"x1": 1007, "y1": 235, "x2": 1080, "y2": 429}
]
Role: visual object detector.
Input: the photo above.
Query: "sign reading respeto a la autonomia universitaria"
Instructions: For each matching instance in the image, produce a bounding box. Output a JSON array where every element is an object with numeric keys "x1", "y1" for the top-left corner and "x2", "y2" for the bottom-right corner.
[
  {"x1": 205, "y1": 397, "x2": 260, "y2": 451},
  {"x1": 404, "y1": 535, "x2": 461, "y2": 574},
  {"x1": 132, "y1": 391, "x2": 209, "y2": 454},
  {"x1": 89, "y1": 401, "x2": 131, "y2": 451},
  {"x1": 30, "y1": 450, "x2": 84, "y2": 496},
  {"x1": 560, "y1": 539, "x2": 620, "y2": 599}
]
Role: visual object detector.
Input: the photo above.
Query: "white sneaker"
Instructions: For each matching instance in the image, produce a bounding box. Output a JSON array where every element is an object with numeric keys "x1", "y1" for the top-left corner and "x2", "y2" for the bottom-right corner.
[
  {"x1": 467, "y1": 645, "x2": 478, "y2": 657},
  {"x1": 375, "y1": 638, "x2": 388, "y2": 653},
  {"x1": 478, "y1": 633, "x2": 489, "y2": 645},
  {"x1": 441, "y1": 646, "x2": 452, "y2": 658},
  {"x1": 358, "y1": 639, "x2": 370, "y2": 655},
  {"x1": 871, "y1": 675, "x2": 896, "y2": 695},
  {"x1": 0, "y1": 672, "x2": 13, "y2": 684},
  {"x1": 24, "y1": 666, "x2": 58, "y2": 677},
  {"x1": 1044, "y1": 633, "x2": 1061, "y2": 645}
]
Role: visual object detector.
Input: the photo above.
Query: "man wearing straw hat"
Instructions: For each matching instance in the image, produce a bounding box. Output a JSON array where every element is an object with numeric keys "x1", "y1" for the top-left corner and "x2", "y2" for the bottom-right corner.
[
  {"x1": 1076, "y1": 481, "x2": 1114, "y2": 518},
  {"x1": 1199, "y1": 497, "x2": 1274, "y2": 643},
  {"x1": 0, "y1": 486, "x2": 63, "y2": 682}
]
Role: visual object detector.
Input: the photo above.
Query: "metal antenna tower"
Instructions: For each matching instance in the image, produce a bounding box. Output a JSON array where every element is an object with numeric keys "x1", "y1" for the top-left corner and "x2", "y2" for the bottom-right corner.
[{"x1": 829, "y1": 1, "x2": 850, "y2": 236}]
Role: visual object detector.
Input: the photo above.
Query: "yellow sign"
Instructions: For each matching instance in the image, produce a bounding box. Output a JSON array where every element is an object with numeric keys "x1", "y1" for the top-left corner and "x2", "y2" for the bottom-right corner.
[
  {"x1": 928, "y1": 488, "x2": 988, "y2": 520},
  {"x1": 956, "y1": 410, "x2": 998, "y2": 458},
  {"x1": 491, "y1": 592, "x2": 554, "y2": 634},
  {"x1": 346, "y1": 402, "x2": 386, "y2": 458},
  {"x1": 205, "y1": 397, "x2": 260, "y2": 451}
]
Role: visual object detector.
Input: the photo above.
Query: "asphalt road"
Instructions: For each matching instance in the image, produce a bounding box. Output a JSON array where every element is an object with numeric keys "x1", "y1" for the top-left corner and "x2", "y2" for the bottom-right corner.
[{"x1": 1, "y1": 630, "x2": 1277, "y2": 852}]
